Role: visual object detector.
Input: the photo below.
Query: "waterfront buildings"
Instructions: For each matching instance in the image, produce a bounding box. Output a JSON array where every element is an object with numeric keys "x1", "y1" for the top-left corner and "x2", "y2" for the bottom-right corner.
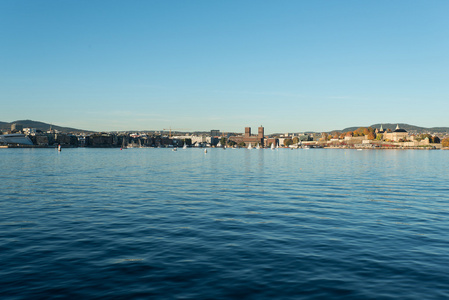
[
  {"x1": 0, "y1": 134, "x2": 34, "y2": 146},
  {"x1": 382, "y1": 125, "x2": 409, "y2": 142},
  {"x1": 1, "y1": 121, "x2": 447, "y2": 149},
  {"x1": 229, "y1": 126, "x2": 265, "y2": 147}
]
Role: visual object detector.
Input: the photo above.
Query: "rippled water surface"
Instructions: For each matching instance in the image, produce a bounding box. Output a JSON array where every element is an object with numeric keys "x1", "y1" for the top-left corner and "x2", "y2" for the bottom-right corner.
[{"x1": 1, "y1": 148, "x2": 449, "y2": 299}]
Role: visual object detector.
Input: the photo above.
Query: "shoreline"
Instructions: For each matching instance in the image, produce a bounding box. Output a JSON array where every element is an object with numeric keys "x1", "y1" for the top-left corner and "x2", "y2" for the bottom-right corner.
[{"x1": 1, "y1": 145, "x2": 446, "y2": 150}]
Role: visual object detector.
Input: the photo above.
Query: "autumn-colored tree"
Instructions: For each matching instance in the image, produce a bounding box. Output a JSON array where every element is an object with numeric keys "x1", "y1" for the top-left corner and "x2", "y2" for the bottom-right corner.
[
  {"x1": 345, "y1": 131, "x2": 353, "y2": 137},
  {"x1": 321, "y1": 133, "x2": 328, "y2": 140},
  {"x1": 353, "y1": 127, "x2": 364, "y2": 136},
  {"x1": 293, "y1": 137, "x2": 299, "y2": 144},
  {"x1": 367, "y1": 132, "x2": 376, "y2": 140},
  {"x1": 363, "y1": 128, "x2": 370, "y2": 135},
  {"x1": 442, "y1": 138, "x2": 449, "y2": 148},
  {"x1": 376, "y1": 134, "x2": 383, "y2": 141},
  {"x1": 284, "y1": 139, "x2": 293, "y2": 146},
  {"x1": 340, "y1": 133, "x2": 346, "y2": 139}
]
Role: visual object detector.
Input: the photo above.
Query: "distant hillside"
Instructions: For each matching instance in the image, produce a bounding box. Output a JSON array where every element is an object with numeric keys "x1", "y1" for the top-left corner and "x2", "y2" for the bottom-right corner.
[
  {"x1": 339, "y1": 123, "x2": 449, "y2": 134},
  {"x1": 0, "y1": 120, "x2": 94, "y2": 133}
]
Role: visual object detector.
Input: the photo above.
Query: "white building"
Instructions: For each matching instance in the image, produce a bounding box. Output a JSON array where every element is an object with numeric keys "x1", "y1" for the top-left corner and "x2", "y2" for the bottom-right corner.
[{"x1": 23, "y1": 128, "x2": 37, "y2": 135}]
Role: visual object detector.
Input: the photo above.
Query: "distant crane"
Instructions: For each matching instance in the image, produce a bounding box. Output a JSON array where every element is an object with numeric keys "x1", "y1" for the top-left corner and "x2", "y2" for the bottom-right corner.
[{"x1": 162, "y1": 128, "x2": 189, "y2": 138}]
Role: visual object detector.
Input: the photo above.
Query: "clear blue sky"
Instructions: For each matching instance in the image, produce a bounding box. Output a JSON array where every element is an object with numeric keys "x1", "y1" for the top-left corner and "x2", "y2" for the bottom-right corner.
[{"x1": 1, "y1": 0, "x2": 448, "y2": 133}]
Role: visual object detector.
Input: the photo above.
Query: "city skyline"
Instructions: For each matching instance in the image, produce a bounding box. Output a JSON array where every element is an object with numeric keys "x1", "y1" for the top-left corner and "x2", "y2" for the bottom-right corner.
[
  {"x1": 1, "y1": 1, "x2": 448, "y2": 132},
  {"x1": 2, "y1": 119, "x2": 449, "y2": 137}
]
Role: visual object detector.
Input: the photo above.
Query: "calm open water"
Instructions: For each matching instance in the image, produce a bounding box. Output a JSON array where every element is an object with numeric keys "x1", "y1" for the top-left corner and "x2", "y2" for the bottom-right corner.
[{"x1": 1, "y1": 148, "x2": 449, "y2": 299}]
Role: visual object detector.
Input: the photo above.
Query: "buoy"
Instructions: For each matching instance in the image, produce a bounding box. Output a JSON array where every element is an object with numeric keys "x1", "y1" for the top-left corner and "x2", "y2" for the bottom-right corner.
[
  {"x1": 58, "y1": 144, "x2": 61, "y2": 152},
  {"x1": 204, "y1": 149, "x2": 207, "y2": 153}
]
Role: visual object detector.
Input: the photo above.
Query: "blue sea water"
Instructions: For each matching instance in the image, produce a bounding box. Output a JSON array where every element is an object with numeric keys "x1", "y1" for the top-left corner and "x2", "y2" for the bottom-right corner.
[{"x1": 1, "y1": 148, "x2": 449, "y2": 299}]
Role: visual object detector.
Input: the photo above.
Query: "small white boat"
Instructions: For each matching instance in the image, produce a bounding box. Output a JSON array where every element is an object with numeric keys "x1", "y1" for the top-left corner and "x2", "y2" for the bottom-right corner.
[
  {"x1": 204, "y1": 149, "x2": 207, "y2": 153},
  {"x1": 248, "y1": 144, "x2": 252, "y2": 150},
  {"x1": 183, "y1": 144, "x2": 187, "y2": 149},
  {"x1": 271, "y1": 143, "x2": 275, "y2": 150},
  {"x1": 256, "y1": 144, "x2": 260, "y2": 150}
]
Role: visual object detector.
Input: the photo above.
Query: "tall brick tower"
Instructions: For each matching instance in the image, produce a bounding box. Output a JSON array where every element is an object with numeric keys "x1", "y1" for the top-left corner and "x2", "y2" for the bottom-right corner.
[
  {"x1": 258, "y1": 126, "x2": 264, "y2": 147},
  {"x1": 245, "y1": 127, "x2": 251, "y2": 138},
  {"x1": 258, "y1": 126, "x2": 264, "y2": 139}
]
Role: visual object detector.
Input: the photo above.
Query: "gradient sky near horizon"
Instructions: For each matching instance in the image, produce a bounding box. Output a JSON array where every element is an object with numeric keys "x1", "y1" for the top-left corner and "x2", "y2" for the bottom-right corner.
[{"x1": 1, "y1": 1, "x2": 448, "y2": 133}]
